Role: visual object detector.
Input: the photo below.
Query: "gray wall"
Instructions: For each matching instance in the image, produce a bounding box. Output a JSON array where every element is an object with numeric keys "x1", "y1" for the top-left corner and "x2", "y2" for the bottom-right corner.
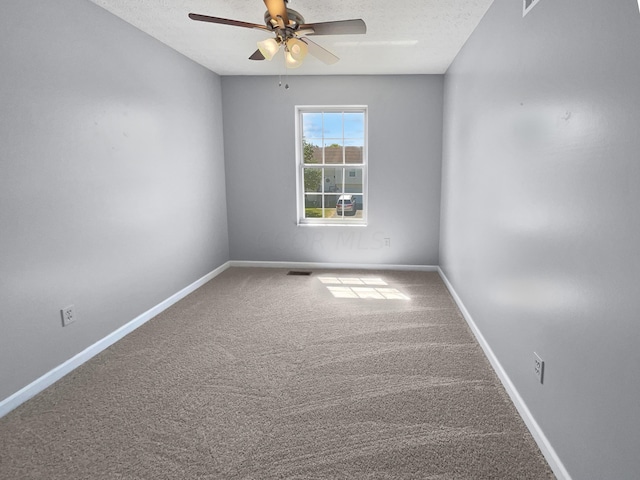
[
  {"x1": 222, "y1": 75, "x2": 443, "y2": 266},
  {"x1": 441, "y1": 0, "x2": 640, "y2": 478},
  {"x1": 0, "y1": 0, "x2": 229, "y2": 401}
]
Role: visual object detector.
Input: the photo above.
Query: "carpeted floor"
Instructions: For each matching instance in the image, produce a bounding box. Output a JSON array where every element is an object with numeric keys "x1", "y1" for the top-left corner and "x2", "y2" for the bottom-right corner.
[{"x1": 0, "y1": 268, "x2": 555, "y2": 479}]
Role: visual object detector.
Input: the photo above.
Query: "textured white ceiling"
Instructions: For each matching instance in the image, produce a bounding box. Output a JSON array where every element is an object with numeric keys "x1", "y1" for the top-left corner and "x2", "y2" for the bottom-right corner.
[{"x1": 87, "y1": 0, "x2": 495, "y2": 75}]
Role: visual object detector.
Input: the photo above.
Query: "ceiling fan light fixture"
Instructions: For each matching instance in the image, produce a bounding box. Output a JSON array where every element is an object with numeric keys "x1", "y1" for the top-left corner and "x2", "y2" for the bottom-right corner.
[
  {"x1": 285, "y1": 50, "x2": 303, "y2": 69},
  {"x1": 257, "y1": 37, "x2": 280, "y2": 61},
  {"x1": 286, "y1": 38, "x2": 308, "y2": 61}
]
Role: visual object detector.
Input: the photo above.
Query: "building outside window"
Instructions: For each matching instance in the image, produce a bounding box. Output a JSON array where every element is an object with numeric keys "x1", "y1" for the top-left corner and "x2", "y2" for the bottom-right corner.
[{"x1": 296, "y1": 106, "x2": 367, "y2": 225}]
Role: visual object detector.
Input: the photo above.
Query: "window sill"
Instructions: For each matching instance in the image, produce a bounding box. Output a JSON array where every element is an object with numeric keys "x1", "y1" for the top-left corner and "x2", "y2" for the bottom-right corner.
[{"x1": 298, "y1": 219, "x2": 368, "y2": 227}]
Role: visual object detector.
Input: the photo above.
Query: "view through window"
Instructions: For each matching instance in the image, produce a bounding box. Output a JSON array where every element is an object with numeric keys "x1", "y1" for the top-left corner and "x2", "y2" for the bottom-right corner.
[{"x1": 297, "y1": 107, "x2": 367, "y2": 224}]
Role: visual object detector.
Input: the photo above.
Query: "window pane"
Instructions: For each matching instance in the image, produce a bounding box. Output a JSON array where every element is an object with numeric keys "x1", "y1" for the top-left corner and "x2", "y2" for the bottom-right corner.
[
  {"x1": 344, "y1": 143, "x2": 363, "y2": 164},
  {"x1": 355, "y1": 198, "x2": 364, "y2": 218},
  {"x1": 302, "y1": 113, "x2": 323, "y2": 139},
  {"x1": 323, "y1": 140, "x2": 343, "y2": 164},
  {"x1": 335, "y1": 193, "x2": 358, "y2": 218},
  {"x1": 325, "y1": 194, "x2": 339, "y2": 209},
  {"x1": 323, "y1": 167, "x2": 343, "y2": 193},
  {"x1": 344, "y1": 112, "x2": 365, "y2": 138},
  {"x1": 333, "y1": 194, "x2": 362, "y2": 219},
  {"x1": 323, "y1": 113, "x2": 343, "y2": 137},
  {"x1": 303, "y1": 167, "x2": 322, "y2": 193},
  {"x1": 304, "y1": 194, "x2": 323, "y2": 218},
  {"x1": 344, "y1": 168, "x2": 363, "y2": 194},
  {"x1": 303, "y1": 139, "x2": 322, "y2": 163},
  {"x1": 324, "y1": 196, "x2": 335, "y2": 218}
]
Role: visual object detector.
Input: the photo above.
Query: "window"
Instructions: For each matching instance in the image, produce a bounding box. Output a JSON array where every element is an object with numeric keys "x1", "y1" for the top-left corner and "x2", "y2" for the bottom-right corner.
[{"x1": 296, "y1": 106, "x2": 367, "y2": 225}]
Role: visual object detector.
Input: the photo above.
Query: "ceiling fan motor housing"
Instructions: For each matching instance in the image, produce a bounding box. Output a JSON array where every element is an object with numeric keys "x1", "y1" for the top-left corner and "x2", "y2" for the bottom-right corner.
[{"x1": 264, "y1": 8, "x2": 305, "y2": 40}]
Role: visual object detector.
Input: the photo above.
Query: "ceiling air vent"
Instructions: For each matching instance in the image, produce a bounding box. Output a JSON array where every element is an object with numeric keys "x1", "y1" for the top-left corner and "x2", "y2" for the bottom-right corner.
[{"x1": 523, "y1": 0, "x2": 542, "y2": 17}]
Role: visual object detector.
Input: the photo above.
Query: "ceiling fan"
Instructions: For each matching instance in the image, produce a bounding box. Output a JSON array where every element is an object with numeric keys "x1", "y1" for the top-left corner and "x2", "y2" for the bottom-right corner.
[{"x1": 188, "y1": 0, "x2": 366, "y2": 69}]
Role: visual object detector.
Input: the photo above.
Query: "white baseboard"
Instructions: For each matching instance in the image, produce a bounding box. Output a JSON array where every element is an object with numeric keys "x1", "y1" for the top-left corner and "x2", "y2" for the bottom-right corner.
[
  {"x1": 0, "y1": 262, "x2": 231, "y2": 419},
  {"x1": 437, "y1": 267, "x2": 571, "y2": 480},
  {"x1": 229, "y1": 260, "x2": 439, "y2": 272}
]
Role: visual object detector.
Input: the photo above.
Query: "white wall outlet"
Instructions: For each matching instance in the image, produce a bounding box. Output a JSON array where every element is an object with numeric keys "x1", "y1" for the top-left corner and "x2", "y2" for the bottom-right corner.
[
  {"x1": 534, "y1": 352, "x2": 544, "y2": 384},
  {"x1": 384, "y1": 237, "x2": 391, "y2": 247},
  {"x1": 61, "y1": 305, "x2": 75, "y2": 327}
]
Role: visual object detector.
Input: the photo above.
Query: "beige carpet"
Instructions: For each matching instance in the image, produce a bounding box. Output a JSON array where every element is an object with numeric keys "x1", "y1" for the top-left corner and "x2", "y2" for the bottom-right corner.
[{"x1": 0, "y1": 268, "x2": 554, "y2": 479}]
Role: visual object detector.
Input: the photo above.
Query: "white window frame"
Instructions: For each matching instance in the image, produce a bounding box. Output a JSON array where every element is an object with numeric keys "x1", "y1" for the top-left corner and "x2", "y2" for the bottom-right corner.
[{"x1": 295, "y1": 105, "x2": 368, "y2": 226}]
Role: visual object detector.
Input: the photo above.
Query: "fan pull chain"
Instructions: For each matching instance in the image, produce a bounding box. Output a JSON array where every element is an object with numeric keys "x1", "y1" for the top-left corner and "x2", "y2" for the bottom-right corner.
[{"x1": 279, "y1": 54, "x2": 290, "y2": 90}]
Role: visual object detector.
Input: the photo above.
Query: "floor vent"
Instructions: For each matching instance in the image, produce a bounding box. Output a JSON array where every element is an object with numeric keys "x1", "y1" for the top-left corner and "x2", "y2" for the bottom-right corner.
[{"x1": 287, "y1": 271, "x2": 312, "y2": 276}]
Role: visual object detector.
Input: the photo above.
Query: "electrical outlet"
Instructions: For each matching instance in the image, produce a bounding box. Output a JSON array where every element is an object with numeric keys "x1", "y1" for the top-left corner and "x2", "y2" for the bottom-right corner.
[
  {"x1": 384, "y1": 237, "x2": 391, "y2": 247},
  {"x1": 61, "y1": 305, "x2": 75, "y2": 327},
  {"x1": 534, "y1": 352, "x2": 544, "y2": 384}
]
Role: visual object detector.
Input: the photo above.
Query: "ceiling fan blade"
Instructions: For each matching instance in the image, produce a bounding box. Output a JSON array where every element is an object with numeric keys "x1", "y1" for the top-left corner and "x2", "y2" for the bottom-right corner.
[
  {"x1": 249, "y1": 49, "x2": 266, "y2": 61},
  {"x1": 301, "y1": 38, "x2": 339, "y2": 65},
  {"x1": 188, "y1": 13, "x2": 268, "y2": 31},
  {"x1": 263, "y1": 0, "x2": 289, "y2": 25},
  {"x1": 301, "y1": 19, "x2": 366, "y2": 36}
]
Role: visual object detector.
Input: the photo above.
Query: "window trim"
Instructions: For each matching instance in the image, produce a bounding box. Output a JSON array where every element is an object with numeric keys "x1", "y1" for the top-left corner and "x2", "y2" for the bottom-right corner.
[{"x1": 295, "y1": 105, "x2": 368, "y2": 226}]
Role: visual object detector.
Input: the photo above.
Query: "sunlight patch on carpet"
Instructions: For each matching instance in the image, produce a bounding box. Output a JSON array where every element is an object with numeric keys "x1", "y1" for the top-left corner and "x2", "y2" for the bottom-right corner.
[{"x1": 319, "y1": 277, "x2": 410, "y2": 300}]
